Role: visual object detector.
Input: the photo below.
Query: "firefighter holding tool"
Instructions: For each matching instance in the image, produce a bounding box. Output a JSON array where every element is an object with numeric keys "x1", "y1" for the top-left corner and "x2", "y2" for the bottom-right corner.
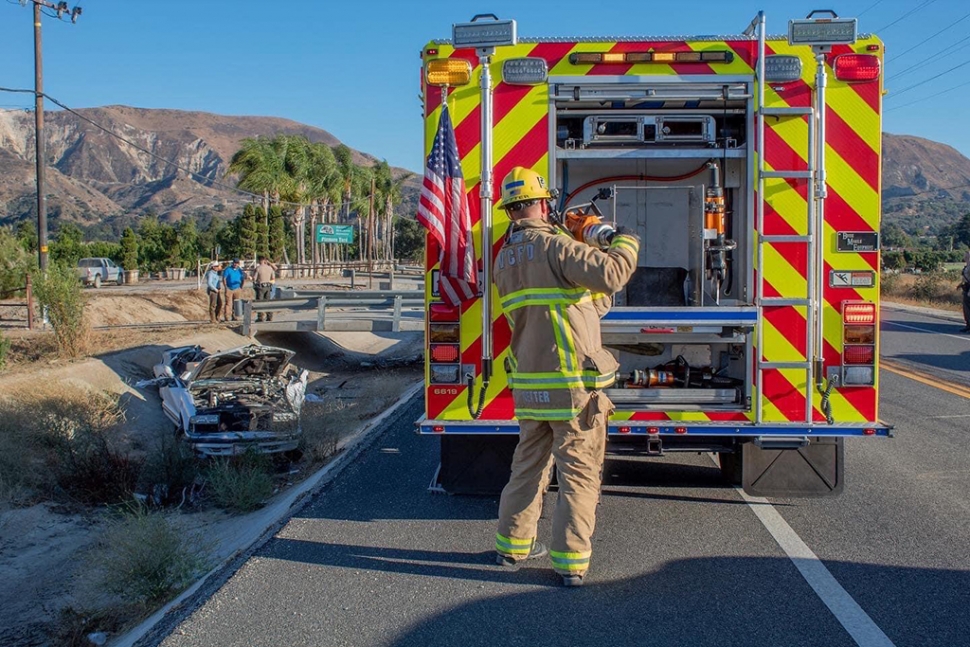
[{"x1": 492, "y1": 166, "x2": 639, "y2": 587}]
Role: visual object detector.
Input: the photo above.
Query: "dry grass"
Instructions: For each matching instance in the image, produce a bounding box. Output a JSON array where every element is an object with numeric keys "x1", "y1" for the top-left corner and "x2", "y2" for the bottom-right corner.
[
  {"x1": 881, "y1": 271, "x2": 963, "y2": 312},
  {"x1": 0, "y1": 384, "x2": 132, "y2": 506}
]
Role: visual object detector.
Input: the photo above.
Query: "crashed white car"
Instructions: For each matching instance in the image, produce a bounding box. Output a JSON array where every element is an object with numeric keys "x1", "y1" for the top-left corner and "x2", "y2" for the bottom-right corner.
[{"x1": 150, "y1": 344, "x2": 308, "y2": 457}]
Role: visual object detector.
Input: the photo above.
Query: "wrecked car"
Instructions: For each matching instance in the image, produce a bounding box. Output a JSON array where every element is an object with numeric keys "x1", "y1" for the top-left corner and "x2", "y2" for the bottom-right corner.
[{"x1": 150, "y1": 344, "x2": 308, "y2": 457}]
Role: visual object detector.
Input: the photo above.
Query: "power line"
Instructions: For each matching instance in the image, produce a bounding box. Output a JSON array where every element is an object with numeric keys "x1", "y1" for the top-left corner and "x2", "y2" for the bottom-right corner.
[
  {"x1": 0, "y1": 86, "x2": 379, "y2": 210},
  {"x1": 873, "y1": 0, "x2": 936, "y2": 33},
  {"x1": 888, "y1": 35, "x2": 970, "y2": 80},
  {"x1": 886, "y1": 11, "x2": 970, "y2": 62},
  {"x1": 888, "y1": 57, "x2": 970, "y2": 97},
  {"x1": 857, "y1": 0, "x2": 884, "y2": 18},
  {"x1": 885, "y1": 78, "x2": 970, "y2": 110}
]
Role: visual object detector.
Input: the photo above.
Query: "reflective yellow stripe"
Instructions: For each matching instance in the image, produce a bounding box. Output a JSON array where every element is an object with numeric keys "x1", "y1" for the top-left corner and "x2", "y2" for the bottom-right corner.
[
  {"x1": 516, "y1": 407, "x2": 583, "y2": 420},
  {"x1": 551, "y1": 304, "x2": 576, "y2": 373},
  {"x1": 496, "y1": 533, "x2": 535, "y2": 555},
  {"x1": 550, "y1": 550, "x2": 590, "y2": 572},
  {"x1": 500, "y1": 286, "x2": 592, "y2": 311},
  {"x1": 509, "y1": 370, "x2": 615, "y2": 390},
  {"x1": 610, "y1": 236, "x2": 639, "y2": 255}
]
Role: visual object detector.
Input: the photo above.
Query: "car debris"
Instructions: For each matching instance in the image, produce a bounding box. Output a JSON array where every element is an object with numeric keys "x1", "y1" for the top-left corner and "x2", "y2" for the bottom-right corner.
[{"x1": 144, "y1": 343, "x2": 308, "y2": 457}]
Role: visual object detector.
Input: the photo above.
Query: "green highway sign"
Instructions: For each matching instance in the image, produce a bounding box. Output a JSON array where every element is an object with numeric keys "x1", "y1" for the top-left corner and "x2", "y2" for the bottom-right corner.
[{"x1": 316, "y1": 224, "x2": 355, "y2": 244}]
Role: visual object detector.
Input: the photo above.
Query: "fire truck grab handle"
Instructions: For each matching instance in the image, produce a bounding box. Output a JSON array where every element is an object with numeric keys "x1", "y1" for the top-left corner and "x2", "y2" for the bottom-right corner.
[
  {"x1": 805, "y1": 9, "x2": 839, "y2": 18},
  {"x1": 470, "y1": 13, "x2": 500, "y2": 21}
]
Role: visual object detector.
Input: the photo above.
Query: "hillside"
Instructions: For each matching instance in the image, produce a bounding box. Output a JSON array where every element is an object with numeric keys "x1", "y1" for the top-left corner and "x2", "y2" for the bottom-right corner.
[
  {"x1": 0, "y1": 106, "x2": 968, "y2": 236},
  {"x1": 0, "y1": 105, "x2": 415, "y2": 227},
  {"x1": 881, "y1": 133, "x2": 970, "y2": 233}
]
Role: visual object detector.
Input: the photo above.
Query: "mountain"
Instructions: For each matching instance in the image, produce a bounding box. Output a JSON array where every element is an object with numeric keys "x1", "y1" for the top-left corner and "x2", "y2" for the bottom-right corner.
[
  {"x1": 881, "y1": 133, "x2": 970, "y2": 233},
  {"x1": 0, "y1": 105, "x2": 418, "y2": 228},
  {"x1": 0, "y1": 106, "x2": 967, "y2": 235}
]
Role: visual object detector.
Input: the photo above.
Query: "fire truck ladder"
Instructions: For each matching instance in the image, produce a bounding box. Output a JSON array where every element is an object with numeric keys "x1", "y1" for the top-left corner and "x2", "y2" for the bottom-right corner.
[{"x1": 753, "y1": 15, "x2": 819, "y2": 425}]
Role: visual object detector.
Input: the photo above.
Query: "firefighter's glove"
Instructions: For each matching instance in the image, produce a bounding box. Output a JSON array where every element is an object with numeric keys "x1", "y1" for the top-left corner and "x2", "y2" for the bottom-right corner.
[{"x1": 609, "y1": 225, "x2": 640, "y2": 245}]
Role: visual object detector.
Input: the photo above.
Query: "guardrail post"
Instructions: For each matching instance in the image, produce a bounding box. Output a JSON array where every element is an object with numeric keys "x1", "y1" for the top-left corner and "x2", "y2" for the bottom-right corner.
[
  {"x1": 243, "y1": 300, "x2": 252, "y2": 337},
  {"x1": 317, "y1": 295, "x2": 327, "y2": 331},
  {"x1": 392, "y1": 295, "x2": 402, "y2": 332},
  {"x1": 25, "y1": 273, "x2": 34, "y2": 330}
]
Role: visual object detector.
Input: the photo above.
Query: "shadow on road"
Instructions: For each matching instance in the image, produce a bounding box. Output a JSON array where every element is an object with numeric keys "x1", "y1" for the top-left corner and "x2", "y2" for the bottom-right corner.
[{"x1": 254, "y1": 544, "x2": 970, "y2": 647}]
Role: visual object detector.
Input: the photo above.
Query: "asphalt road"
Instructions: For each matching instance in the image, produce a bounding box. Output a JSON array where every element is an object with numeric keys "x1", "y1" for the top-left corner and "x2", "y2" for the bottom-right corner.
[{"x1": 152, "y1": 305, "x2": 970, "y2": 647}]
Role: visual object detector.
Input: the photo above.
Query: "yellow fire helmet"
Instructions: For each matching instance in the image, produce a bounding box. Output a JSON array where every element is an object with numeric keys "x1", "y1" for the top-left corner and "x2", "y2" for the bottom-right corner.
[{"x1": 498, "y1": 166, "x2": 551, "y2": 209}]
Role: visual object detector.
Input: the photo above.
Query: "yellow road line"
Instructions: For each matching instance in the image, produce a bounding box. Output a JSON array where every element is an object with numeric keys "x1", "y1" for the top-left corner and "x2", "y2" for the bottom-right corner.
[{"x1": 881, "y1": 359, "x2": 970, "y2": 400}]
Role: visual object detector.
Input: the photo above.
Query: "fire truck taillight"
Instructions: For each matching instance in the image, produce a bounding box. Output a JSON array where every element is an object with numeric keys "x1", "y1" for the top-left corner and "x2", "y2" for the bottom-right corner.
[
  {"x1": 426, "y1": 59, "x2": 472, "y2": 86},
  {"x1": 429, "y1": 323, "x2": 460, "y2": 343},
  {"x1": 840, "y1": 301, "x2": 876, "y2": 386},
  {"x1": 430, "y1": 344, "x2": 460, "y2": 363},
  {"x1": 430, "y1": 364, "x2": 461, "y2": 384},
  {"x1": 833, "y1": 54, "x2": 881, "y2": 82},
  {"x1": 842, "y1": 302, "x2": 875, "y2": 324},
  {"x1": 429, "y1": 302, "x2": 460, "y2": 322},
  {"x1": 569, "y1": 50, "x2": 733, "y2": 65}
]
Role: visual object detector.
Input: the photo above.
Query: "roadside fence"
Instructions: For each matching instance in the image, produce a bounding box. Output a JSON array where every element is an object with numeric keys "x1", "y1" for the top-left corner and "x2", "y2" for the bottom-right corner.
[{"x1": 0, "y1": 274, "x2": 35, "y2": 330}]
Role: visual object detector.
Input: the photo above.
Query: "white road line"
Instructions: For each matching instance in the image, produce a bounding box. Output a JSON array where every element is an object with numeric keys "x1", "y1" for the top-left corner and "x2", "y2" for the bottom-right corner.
[
  {"x1": 882, "y1": 320, "x2": 970, "y2": 342},
  {"x1": 709, "y1": 455, "x2": 896, "y2": 647}
]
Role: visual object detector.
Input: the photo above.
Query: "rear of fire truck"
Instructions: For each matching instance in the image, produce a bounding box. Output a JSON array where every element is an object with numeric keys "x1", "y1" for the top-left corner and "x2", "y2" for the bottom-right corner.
[{"x1": 418, "y1": 10, "x2": 891, "y2": 496}]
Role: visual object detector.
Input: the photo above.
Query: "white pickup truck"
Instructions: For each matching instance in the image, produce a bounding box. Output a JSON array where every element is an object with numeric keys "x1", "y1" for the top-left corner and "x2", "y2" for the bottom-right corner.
[{"x1": 76, "y1": 257, "x2": 123, "y2": 288}]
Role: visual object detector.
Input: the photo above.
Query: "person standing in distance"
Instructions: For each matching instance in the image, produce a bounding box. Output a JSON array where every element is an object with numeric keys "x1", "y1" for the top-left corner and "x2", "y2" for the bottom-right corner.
[
  {"x1": 959, "y1": 251, "x2": 970, "y2": 333},
  {"x1": 252, "y1": 256, "x2": 278, "y2": 322},
  {"x1": 203, "y1": 261, "x2": 224, "y2": 324},
  {"x1": 492, "y1": 166, "x2": 639, "y2": 587},
  {"x1": 222, "y1": 259, "x2": 246, "y2": 322}
]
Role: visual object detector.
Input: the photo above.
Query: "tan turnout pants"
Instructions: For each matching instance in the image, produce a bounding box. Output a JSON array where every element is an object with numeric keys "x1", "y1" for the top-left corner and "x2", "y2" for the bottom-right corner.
[{"x1": 496, "y1": 391, "x2": 612, "y2": 577}]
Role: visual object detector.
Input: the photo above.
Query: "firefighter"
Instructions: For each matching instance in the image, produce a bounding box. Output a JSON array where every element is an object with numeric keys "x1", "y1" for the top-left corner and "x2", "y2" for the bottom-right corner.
[{"x1": 492, "y1": 166, "x2": 639, "y2": 587}]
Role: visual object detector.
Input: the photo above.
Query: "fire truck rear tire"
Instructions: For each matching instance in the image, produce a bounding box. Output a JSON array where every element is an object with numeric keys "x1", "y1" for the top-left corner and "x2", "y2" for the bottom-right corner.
[{"x1": 718, "y1": 450, "x2": 743, "y2": 486}]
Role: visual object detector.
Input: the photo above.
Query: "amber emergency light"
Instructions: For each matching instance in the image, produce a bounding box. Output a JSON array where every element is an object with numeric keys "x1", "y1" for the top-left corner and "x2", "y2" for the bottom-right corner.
[{"x1": 426, "y1": 59, "x2": 473, "y2": 86}]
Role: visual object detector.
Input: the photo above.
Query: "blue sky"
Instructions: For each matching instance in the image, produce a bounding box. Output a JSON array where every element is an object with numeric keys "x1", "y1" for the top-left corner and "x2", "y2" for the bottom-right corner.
[{"x1": 1, "y1": 0, "x2": 968, "y2": 173}]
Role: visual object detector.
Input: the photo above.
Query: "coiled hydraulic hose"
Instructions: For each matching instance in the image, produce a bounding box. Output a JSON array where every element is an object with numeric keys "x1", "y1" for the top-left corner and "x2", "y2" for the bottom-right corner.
[{"x1": 818, "y1": 377, "x2": 836, "y2": 425}]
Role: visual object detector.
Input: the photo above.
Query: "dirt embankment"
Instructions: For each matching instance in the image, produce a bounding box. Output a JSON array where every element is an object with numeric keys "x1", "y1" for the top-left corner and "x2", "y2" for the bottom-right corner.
[{"x1": 0, "y1": 286, "x2": 423, "y2": 646}]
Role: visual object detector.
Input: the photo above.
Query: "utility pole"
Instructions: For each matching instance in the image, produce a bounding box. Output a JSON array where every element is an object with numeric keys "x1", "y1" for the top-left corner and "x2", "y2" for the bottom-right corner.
[{"x1": 20, "y1": 0, "x2": 82, "y2": 271}]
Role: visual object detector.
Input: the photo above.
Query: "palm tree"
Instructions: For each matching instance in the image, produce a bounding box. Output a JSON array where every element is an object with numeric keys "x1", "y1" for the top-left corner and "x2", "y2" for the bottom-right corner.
[
  {"x1": 304, "y1": 143, "x2": 341, "y2": 265},
  {"x1": 228, "y1": 137, "x2": 292, "y2": 261},
  {"x1": 373, "y1": 161, "x2": 411, "y2": 263}
]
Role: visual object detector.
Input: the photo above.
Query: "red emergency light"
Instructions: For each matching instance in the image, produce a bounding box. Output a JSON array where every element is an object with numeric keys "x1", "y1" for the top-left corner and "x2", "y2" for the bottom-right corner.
[{"x1": 833, "y1": 54, "x2": 881, "y2": 82}]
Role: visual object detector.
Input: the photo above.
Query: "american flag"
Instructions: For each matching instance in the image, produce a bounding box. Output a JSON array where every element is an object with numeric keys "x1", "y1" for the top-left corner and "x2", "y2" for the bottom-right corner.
[{"x1": 417, "y1": 103, "x2": 478, "y2": 306}]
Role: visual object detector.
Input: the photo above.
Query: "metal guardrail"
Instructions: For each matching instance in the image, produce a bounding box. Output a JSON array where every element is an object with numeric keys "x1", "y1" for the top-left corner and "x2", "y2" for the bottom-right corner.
[{"x1": 242, "y1": 289, "x2": 425, "y2": 336}]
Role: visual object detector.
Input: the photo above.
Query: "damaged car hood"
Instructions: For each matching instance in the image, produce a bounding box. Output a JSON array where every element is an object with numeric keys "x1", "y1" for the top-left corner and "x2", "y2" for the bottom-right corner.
[{"x1": 186, "y1": 344, "x2": 295, "y2": 383}]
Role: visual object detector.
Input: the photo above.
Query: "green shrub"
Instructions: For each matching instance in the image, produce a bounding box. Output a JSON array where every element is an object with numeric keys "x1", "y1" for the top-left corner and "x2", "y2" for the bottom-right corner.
[
  {"x1": 0, "y1": 226, "x2": 34, "y2": 297},
  {"x1": 97, "y1": 506, "x2": 208, "y2": 604},
  {"x1": 0, "y1": 388, "x2": 131, "y2": 505},
  {"x1": 137, "y1": 433, "x2": 201, "y2": 507},
  {"x1": 911, "y1": 270, "x2": 954, "y2": 303},
  {"x1": 33, "y1": 262, "x2": 88, "y2": 358},
  {"x1": 42, "y1": 402, "x2": 140, "y2": 506},
  {"x1": 880, "y1": 271, "x2": 900, "y2": 295},
  {"x1": 204, "y1": 449, "x2": 274, "y2": 513},
  {"x1": 0, "y1": 329, "x2": 9, "y2": 371}
]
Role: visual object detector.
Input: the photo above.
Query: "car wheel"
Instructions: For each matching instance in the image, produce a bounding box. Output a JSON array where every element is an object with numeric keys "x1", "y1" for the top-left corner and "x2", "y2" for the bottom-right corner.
[{"x1": 93, "y1": 274, "x2": 102, "y2": 289}]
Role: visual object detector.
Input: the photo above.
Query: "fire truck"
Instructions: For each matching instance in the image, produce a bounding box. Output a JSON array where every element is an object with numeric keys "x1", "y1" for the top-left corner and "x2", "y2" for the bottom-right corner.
[{"x1": 417, "y1": 10, "x2": 891, "y2": 497}]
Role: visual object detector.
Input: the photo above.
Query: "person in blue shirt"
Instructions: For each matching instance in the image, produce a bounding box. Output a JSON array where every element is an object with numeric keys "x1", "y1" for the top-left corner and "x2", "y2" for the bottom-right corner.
[
  {"x1": 203, "y1": 261, "x2": 225, "y2": 323},
  {"x1": 222, "y1": 259, "x2": 247, "y2": 322}
]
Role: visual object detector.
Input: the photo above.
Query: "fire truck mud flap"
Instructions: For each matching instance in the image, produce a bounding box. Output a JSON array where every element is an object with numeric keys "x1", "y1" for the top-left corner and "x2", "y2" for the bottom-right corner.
[
  {"x1": 435, "y1": 435, "x2": 518, "y2": 495},
  {"x1": 742, "y1": 437, "x2": 844, "y2": 498}
]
